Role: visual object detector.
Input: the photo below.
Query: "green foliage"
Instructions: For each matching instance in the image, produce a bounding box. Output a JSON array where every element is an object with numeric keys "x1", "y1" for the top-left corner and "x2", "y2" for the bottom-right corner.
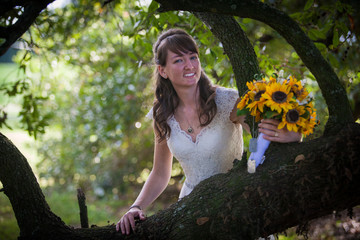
[
  {"x1": 0, "y1": 193, "x2": 19, "y2": 240},
  {"x1": 0, "y1": 0, "x2": 359, "y2": 238},
  {"x1": 0, "y1": 0, "x2": 359, "y2": 225},
  {"x1": 15, "y1": 0, "x2": 236, "y2": 198},
  {"x1": 0, "y1": 0, "x2": 357, "y2": 197}
]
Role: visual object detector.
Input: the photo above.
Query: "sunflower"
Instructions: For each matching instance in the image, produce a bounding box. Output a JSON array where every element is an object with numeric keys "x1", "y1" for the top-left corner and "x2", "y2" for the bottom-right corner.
[
  {"x1": 246, "y1": 80, "x2": 256, "y2": 92},
  {"x1": 301, "y1": 104, "x2": 317, "y2": 136},
  {"x1": 269, "y1": 76, "x2": 277, "y2": 83},
  {"x1": 286, "y1": 76, "x2": 309, "y2": 101},
  {"x1": 246, "y1": 80, "x2": 267, "y2": 116},
  {"x1": 237, "y1": 91, "x2": 251, "y2": 110},
  {"x1": 278, "y1": 104, "x2": 307, "y2": 132},
  {"x1": 262, "y1": 82, "x2": 294, "y2": 113}
]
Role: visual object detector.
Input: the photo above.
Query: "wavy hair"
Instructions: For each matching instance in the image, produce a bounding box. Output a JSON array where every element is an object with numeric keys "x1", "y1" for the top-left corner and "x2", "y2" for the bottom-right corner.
[{"x1": 152, "y1": 29, "x2": 217, "y2": 142}]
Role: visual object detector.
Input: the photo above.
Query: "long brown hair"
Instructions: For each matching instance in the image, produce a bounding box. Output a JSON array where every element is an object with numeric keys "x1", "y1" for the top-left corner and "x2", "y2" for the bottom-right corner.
[{"x1": 152, "y1": 29, "x2": 217, "y2": 142}]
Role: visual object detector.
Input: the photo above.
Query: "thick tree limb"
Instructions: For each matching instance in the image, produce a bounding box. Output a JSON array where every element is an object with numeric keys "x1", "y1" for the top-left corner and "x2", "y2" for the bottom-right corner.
[
  {"x1": 155, "y1": 0, "x2": 354, "y2": 132},
  {"x1": 193, "y1": 13, "x2": 260, "y2": 94},
  {"x1": 1, "y1": 123, "x2": 360, "y2": 239},
  {"x1": 0, "y1": 132, "x2": 90, "y2": 239}
]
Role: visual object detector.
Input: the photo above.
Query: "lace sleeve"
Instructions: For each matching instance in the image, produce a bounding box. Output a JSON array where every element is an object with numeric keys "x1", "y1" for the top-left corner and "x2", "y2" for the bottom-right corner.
[
  {"x1": 145, "y1": 107, "x2": 153, "y2": 120},
  {"x1": 216, "y1": 87, "x2": 239, "y2": 123}
]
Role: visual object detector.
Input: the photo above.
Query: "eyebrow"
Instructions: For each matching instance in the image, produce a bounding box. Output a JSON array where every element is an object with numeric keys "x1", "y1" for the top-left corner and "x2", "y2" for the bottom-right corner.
[{"x1": 171, "y1": 51, "x2": 196, "y2": 59}]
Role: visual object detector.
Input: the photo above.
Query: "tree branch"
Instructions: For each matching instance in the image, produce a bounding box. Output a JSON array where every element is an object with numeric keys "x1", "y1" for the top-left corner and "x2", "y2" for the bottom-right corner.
[
  {"x1": 1, "y1": 123, "x2": 360, "y2": 239},
  {"x1": 193, "y1": 12, "x2": 260, "y2": 94},
  {"x1": 77, "y1": 188, "x2": 89, "y2": 229},
  {"x1": 155, "y1": 0, "x2": 354, "y2": 132},
  {"x1": 0, "y1": 0, "x2": 55, "y2": 56}
]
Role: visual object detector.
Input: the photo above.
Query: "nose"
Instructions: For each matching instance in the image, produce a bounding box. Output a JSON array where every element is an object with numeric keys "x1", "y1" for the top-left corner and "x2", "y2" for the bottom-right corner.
[{"x1": 184, "y1": 58, "x2": 195, "y2": 69}]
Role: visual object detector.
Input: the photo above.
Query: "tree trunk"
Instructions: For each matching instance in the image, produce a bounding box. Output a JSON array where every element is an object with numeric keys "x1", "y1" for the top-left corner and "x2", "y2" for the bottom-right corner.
[
  {"x1": 1, "y1": 0, "x2": 359, "y2": 239},
  {"x1": 193, "y1": 12, "x2": 260, "y2": 94},
  {"x1": 1, "y1": 122, "x2": 360, "y2": 239}
]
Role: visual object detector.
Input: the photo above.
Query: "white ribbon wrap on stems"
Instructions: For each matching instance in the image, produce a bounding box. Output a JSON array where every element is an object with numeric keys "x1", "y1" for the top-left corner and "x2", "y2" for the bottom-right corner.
[{"x1": 247, "y1": 132, "x2": 271, "y2": 173}]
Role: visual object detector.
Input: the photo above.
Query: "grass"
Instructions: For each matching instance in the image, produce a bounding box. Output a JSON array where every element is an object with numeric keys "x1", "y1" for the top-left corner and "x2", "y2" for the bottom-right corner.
[
  {"x1": 0, "y1": 126, "x2": 128, "y2": 239},
  {"x1": 0, "y1": 189, "x2": 130, "y2": 240}
]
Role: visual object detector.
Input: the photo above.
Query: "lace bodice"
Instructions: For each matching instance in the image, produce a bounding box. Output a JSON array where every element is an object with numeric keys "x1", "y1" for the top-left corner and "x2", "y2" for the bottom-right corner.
[{"x1": 147, "y1": 87, "x2": 243, "y2": 198}]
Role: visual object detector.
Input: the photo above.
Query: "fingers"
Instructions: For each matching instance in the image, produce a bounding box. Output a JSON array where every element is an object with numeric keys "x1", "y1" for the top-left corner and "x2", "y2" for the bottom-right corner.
[
  {"x1": 258, "y1": 119, "x2": 280, "y2": 131},
  {"x1": 116, "y1": 210, "x2": 147, "y2": 235},
  {"x1": 129, "y1": 214, "x2": 136, "y2": 232},
  {"x1": 116, "y1": 213, "x2": 132, "y2": 235},
  {"x1": 259, "y1": 126, "x2": 302, "y2": 143},
  {"x1": 260, "y1": 118, "x2": 280, "y2": 125},
  {"x1": 139, "y1": 212, "x2": 146, "y2": 220}
]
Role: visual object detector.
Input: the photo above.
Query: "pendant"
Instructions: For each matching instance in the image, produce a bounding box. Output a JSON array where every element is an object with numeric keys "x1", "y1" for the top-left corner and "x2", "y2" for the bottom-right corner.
[{"x1": 187, "y1": 126, "x2": 193, "y2": 133}]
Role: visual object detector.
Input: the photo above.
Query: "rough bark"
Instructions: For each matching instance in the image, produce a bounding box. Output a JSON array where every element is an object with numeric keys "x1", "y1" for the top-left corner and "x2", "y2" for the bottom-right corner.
[
  {"x1": 1, "y1": 0, "x2": 359, "y2": 239},
  {"x1": 155, "y1": 0, "x2": 354, "y2": 133},
  {"x1": 193, "y1": 12, "x2": 261, "y2": 135},
  {"x1": 193, "y1": 12, "x2": 260, "y2": 94},
  {"x1": 77, "y1": 188, "x2": 89, "y2": 229},
  {"x1": 0, "y1": 0, "x2": 55, "y2": 56},
  {"x1": 1, "y1": 123, "x2": 360, "y2": 239},
  {"x1": 0, "y1": 132, "x2": 93, "y2": 240}
]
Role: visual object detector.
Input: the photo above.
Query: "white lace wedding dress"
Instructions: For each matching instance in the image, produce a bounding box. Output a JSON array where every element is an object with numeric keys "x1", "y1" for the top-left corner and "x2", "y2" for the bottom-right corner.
[{"x1": 147, "y1": 87, "x2": 243, "y2": 199}]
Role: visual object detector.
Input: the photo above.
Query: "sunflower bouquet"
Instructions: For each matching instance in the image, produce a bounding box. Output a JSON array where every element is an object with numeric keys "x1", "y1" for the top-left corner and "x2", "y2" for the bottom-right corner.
[{"x1": 237, "y1": 73, "x2": 317, "y2": 173}]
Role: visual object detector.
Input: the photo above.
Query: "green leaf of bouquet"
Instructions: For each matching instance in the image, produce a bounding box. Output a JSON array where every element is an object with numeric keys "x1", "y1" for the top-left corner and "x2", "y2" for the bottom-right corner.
[
  {"x1": 237, "y1": 108, "x2": 250, "y2": 116},
  {"x1": 272, "y1": 73, "x2": 278, "y2": 78},
  {"x1": 301, "y1": 110, "x2": 310, "y2": 119},
  {"x1": 253, "y1": 73, "x2": 264, "y2": 81},
  {"x1": 264, "y1": 110, "x2": 280, "y2": 119}
]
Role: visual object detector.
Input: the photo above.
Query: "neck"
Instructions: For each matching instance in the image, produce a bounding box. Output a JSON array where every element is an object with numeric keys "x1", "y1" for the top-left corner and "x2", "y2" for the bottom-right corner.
[{"x1": 175, "y1": 85, "x2": 200, "y2": 110}]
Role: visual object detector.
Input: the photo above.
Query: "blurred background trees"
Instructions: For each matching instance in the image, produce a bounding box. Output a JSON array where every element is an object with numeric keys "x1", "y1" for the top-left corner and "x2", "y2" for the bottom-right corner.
[{"x1": 0, "y1": 0, "x2": 359, "y2": 239}]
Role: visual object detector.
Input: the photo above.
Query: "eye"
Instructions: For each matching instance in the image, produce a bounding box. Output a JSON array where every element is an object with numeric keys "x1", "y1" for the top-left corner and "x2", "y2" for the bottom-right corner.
[
  {"x1": 174, "y1": 59, "x2": 183, "y2": 63},
  {"x1": 190, "y1": 55, "x2": 198, "y2": 60}
]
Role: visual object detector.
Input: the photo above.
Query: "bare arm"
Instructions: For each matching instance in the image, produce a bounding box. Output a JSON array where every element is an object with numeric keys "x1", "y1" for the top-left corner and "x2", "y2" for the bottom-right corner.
[
  {"x1": 230, "y1": 97, "x2": 251, "y2": 134},
  {"x1": 116, "y1": 123, "x2": 173, "y2": 235}
]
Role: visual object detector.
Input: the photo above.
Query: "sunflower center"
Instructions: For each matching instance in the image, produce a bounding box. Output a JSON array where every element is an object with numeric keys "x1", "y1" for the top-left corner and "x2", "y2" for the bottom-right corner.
[
  {"x1": 286, "y1": 109, "x2": 300, "y2": 123},
  {"x1": 272, "y1": 91, "x2": 287, "y2": 103},
  {"x1": 293, "y1": 88, "x2": 303, "y2": 98},
  {"x1": 254, "y1": 90, "x2": 265, "y2": 101}
]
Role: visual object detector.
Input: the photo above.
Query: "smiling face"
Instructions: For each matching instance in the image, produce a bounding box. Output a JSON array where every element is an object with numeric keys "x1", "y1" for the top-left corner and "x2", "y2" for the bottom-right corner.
[
  {"x1": 154, "y1": 30, "x2": 202, "y2": 90},
  {"x1": 158, "y1": 50, "x2": 201, "y2": 89}
]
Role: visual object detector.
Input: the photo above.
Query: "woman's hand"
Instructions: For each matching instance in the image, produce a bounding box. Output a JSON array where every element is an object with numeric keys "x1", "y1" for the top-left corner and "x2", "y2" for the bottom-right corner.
[
  {"x1": 116, "y1": 207, "x2": 146, "y2": 235},
  {"x1": 258, "y1": 118, "x2": 302, "y2": 143}
]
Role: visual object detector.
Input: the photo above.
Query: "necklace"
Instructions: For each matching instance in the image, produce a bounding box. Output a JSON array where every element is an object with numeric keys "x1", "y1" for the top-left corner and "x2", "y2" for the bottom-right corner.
[
  {"x1": 183, "y1": 110, "x2": 196, "y2": 134},
  {"x1": 183, "y1": 114, "x2": 194, "y2": 133},
  {"x1": 187, "y1": 125, "x2": 194, "y2": 133}
]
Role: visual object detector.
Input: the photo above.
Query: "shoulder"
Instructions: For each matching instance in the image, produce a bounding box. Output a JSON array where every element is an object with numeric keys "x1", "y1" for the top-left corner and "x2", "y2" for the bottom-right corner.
[
  {"x1": 215, "y1": 87, "x2": 239, "y2": 102},
  {"x1": 214, "y1": 87, "x2": 239, "y2": 118}
]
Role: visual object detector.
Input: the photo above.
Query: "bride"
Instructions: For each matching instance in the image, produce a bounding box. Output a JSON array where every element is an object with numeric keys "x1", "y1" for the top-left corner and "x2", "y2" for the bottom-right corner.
[{"x1": 116, "y1": 28, "x2": 301, "y2": 235}]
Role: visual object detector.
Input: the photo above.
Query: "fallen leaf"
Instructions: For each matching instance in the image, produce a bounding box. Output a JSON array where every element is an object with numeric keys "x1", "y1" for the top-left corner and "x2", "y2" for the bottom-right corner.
[
  {"x1": 295, "y1": 154, "x2": 305, "y2": 163},
  {"x1": 196, "y1": 217, "x2": 209, "y2": 225}
]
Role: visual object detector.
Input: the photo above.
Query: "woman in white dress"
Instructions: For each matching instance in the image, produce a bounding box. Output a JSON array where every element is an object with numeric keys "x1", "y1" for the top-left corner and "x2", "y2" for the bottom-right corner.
[{"x1": 116, "y1": 28, "x2": 301, "y2": 235}]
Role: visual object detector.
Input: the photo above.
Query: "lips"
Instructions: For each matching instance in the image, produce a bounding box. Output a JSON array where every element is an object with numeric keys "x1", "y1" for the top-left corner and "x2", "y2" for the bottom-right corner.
[{"x1": 184, "y1": 73, "x2": 196, "y2": 77}]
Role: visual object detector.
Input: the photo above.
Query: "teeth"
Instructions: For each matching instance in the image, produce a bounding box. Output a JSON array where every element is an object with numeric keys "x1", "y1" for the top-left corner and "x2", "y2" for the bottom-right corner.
[{"x1": 185, "y1": 73, "x2": 195, "y2": 77}]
